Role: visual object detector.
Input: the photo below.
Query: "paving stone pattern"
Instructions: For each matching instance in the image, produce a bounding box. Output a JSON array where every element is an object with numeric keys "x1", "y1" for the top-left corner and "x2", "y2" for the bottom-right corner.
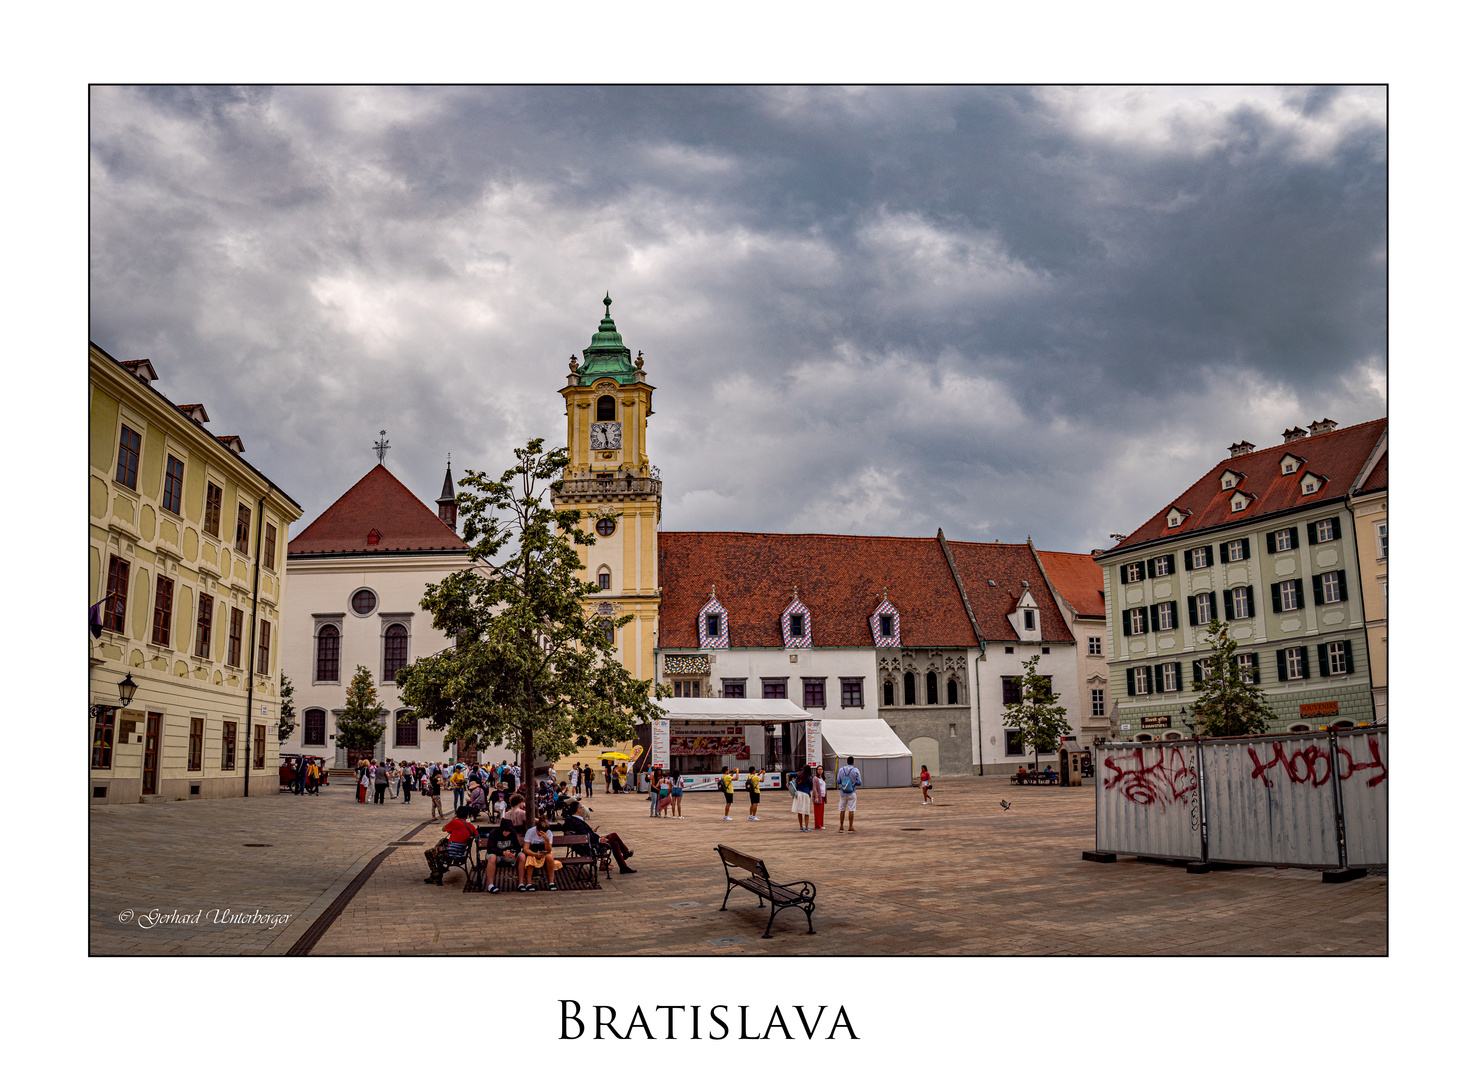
[{"x1": 310, "y1": 777, "x2": 1387, "y2": 956}]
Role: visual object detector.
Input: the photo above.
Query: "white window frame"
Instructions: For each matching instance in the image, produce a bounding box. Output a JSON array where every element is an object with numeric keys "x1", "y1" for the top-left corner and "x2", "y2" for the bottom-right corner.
[
  {"x1": 1153, "y1": 555, "x2": 1172, "y2": 577},
  {"x1": 1088, "y1": 636, "x2": 1102, "y2": 656},
  {"x1": 1227, "y1": 540, "x2": 1244, "y2": 562},
  {"x1": 1133, "y1": 667, "x2": 1149, "y2": 695},
  {"x1": 1232, "y1": 587, "x2": 1251, "y2": 620},
  {"x1": 1156, "y1": 602, "x2": 1174, "y2": 631},
  {"x1": 1275, "y1": 529, "x2": 1294, "y2": 552},
  {"x1": 1090, "y1": 688, "x2": 1105, "y2": 716},
  {"x1": 1125, "y1": 562, "x2": 1144, "y2": 582},
  {"x1": 1315, "y1": 518, "x2": 1335, "y2": 543},
  {"x1": 1326, "y1": 642, "x2": 1348, "y2": 675},
  {"x1": 1237, "y1": 654, "x2": 1256, "y2": 684},
  {"x1": 1161, "y1": 662, "x2": 1178, "y2": 690},
  {"x1": 1195, "y1": 593, "x2": 1213, "y2": 625},
  {"x1": 1285, "y1": 647, "x2": 1305, "y2": 680},
  {"x1": 1129, "y1": 607, "x2": 1147, "y2": 635},
  {"x1": 1279, "y1": 580, "x2": 1299, "y2": 612},
  {"x1": 1191, "y1": 547, "x2": 1209, "y2": 569},
  {"x1": 1195, "y1": 657, "x2": 1215, "y2": 683},
  {"x1": 1322, "y1": 572, "x2": 1342, "y2": 604},
  {"x1": 1375, "y1": 522, "x2": 1387, "y2": 559}
]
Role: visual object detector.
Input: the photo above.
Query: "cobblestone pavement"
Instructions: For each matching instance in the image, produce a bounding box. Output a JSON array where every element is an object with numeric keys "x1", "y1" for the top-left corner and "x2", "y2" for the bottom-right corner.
[
  {"x1": 311, "y1": 776, "x2": 1387, "y2": 956},
  {"x1": 90, "y1": 780, "x2": 439, "y2": 955}
]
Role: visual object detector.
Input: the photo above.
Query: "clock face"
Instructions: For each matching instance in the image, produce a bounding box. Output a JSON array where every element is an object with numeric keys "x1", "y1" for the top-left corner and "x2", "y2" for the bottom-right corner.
[
  {"x1": 589, "y1": 421, "x2": 622, "y2": 450},
  {"x1": 596, "y1": 517, "x2": 617, "y2": 537}
]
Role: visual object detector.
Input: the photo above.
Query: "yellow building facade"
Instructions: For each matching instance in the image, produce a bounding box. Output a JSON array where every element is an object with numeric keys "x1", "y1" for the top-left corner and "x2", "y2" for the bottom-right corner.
[
  {"x1": 553, "y1": 296, "x2": 662, "y2": 687},
  {"x1": 89, "y1": 343, "x2": 302, "y2": 802},
  {"x1": 1349, "y1": 441, "x2": 1387, "y2": 721}
]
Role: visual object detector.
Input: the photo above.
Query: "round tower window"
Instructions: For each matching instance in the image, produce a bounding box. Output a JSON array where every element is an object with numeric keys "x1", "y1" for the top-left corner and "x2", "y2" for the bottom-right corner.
[
  {"x1": 595, "y1": 517, "x2": 616, "y2": 537},
  {"x1": 350, "y1": 588, "x2": 378, "y2": 616}
]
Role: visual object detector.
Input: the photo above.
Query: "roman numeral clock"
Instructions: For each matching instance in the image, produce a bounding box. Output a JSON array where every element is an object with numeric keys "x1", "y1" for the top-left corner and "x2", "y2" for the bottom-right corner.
[{"x1": 589, "y1": 421, "x2": 622, "y2": 450}]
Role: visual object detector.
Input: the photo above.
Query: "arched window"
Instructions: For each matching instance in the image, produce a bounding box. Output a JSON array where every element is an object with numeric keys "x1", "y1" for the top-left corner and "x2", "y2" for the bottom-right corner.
[
  {"x1": 903, "y1": 671, "x2": 916, "y2": 705},
  {"x1": 600, "y1": 620, "x2": 615, "y2": 645},
  {"x1": 382, "y1": 623, "x2": 409, "y2": 683},
  {"x1": 1135, "y1": 733, "x2": 1153, "y2": 743},
  {"x1": 303, "y1": 708, "x2": 326, "y2": 746},
  {"x1": 598, "y1": 567, "x2": 611, "y2": 591},
  {"x1": 315, "y1": 625, "x2": 339, "y2": 682},
  {"x1": 395, "y1": 708, "x2": 418, "y2": 748},
  {"x1": 596, "y1": 395, "x2": 616, "y2": 421},
  {"x1": 926, "y1": 672, "x2": 939, "y2": 705},
  {"x1": 883, "y1": 681, "x2": 894, "y2": 707},
  {"x1": 946, "y1": 679, "x2": 959, "y2": 706}
]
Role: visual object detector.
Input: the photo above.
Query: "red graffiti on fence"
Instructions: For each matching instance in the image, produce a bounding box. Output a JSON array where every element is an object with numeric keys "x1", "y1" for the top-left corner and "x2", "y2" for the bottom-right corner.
[
  {"x1": 1101, "y1": 746, "x2": 1197, "y2": 808},
  {"x1": 1246, "y1": 736, "x2": 1387, "y2": 789}
]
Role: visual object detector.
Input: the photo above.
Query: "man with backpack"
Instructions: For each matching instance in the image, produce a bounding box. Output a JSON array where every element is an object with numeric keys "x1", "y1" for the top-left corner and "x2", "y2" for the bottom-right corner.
[
  {"x1": 836, "y1": 756, "x2": 862, "y2": 833},
  {"x1": 719, "y1": 766, "x2": 736, "y2": 821}
]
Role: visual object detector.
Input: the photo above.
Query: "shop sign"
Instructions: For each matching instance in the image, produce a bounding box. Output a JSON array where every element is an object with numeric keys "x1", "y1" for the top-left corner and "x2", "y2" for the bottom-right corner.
[
  {"x1": 1140, "y1": 715, "x2": 1171, "y2": 729},
  {"x1": 805, "y1": 719, "x2": 821, "y2": 767},
  {"x1": 650, "y1": 715, "x2": 670, "y2": 769},
  {"x1": 1299, "y1": 701, "x2": 1340, "y2": 719}
]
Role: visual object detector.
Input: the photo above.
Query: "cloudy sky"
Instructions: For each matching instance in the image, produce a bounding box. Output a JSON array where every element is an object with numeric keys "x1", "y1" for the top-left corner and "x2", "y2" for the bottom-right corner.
[{"x1": 89, "y1": 85, "x2": 1387, "y2": 552}]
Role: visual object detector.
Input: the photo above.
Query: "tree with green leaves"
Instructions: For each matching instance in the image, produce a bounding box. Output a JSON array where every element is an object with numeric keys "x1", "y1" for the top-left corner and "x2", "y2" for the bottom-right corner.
[
  {"x1": 1190, "y1": 618, "x2": 1277, "y2": 737},
  {"x1": 277, "y1": 672, "x2": 297, "y2": 744},
  {"x1": 335, "y1": 664, "x2": 386, "y2": 757},
  {"x1": 1002, "y1": 654, "x2": 1071, "y2": 772},
  {"x1": 395, "y1": 439, "x2": 663, "y2": 827}
]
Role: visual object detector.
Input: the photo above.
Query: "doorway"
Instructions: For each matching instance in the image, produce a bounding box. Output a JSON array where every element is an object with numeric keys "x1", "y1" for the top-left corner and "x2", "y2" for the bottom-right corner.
[
  {"x1": 909, "y1": 736, "x2": 940, "y2": 777},
  {"x1": 142, "y1": 712, "x2": 163, "y2": 795}
]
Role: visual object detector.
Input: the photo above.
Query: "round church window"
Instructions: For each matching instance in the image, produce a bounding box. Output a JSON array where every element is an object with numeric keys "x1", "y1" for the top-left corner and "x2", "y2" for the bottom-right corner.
[
  {"x1": 595, "y1": 517, "x2": 616, "y2": 537},
  {"x1": 351, "y1": 588, "x2": 378, "y2": 616}
]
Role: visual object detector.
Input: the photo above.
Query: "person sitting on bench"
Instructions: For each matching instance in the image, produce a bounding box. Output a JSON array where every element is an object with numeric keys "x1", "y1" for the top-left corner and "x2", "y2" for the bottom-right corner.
[
  {"x1": 480, "y1": 819, "x2": 526, "y2": 894},
  {"x1": 465, "y1": 780, "x2": 488, "y2": 820},
  {"x1": 502, "y1": 793, "x2": 528, "y2": 828},
  {"x1": 562, "y1": 800, "x2": 636, "y2": 873},
  {"x1": 521, "y1": 820, "x2": 561, "y2": 892},
  {"x1": 1016, "y1": 766, "x2": 1029, "y2": 785},
  {"x1": 423, "y1": 807, "x2": 478, "y2": 886}
]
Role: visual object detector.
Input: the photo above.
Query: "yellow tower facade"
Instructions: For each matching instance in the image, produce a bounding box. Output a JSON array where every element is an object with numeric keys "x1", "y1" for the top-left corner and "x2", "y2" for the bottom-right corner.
[{"x1": 554, "y1": 295, "x2": 661, "y2": 684}]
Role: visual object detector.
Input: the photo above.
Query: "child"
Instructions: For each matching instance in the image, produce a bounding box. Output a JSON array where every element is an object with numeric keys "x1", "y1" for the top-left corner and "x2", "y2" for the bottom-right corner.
[
  {"x1": 522, "y1": 820, "x2": 561, "y2": 891},
  {"x1": 423, "y1": 807, "x2": 478, "y2": 886}
]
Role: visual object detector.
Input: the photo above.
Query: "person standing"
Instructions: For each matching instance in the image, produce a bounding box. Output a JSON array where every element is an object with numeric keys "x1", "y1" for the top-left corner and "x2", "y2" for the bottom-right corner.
[
  {"x1": 719, "y1": 766, "x2": 735, "y2": 821},
  {"x1": 746, "y1": 768, "x2": 762, "y2": 822},
  {"x1": 811, "y1": 765, "x2": 827, "y2": 830},
  {"x1": 836, "y1": 756, "x2": 862, "y2": 833},
  {"x1": 584, "y1": 764, "x2": 594, "y2": 798},
  {"x1": 503, "y1": 761, "x2": 517, "y2": 797},
  {"x1": 791, "y1": 765, "x2": 813, "y2": 831},
  {"x1": 450, "y1": 765, "x2": 468, "y2": 811},
  {"x1": 400, "y1": 764, "x2": 413, "y2": 805},
  {"x1": 373, "y1": 761, "x2": 389, "y2": 805},
  {"x1": 569, "y1": 764, "x2": 580, "y2": 796},
  {"x1": 356, "y1": 760, "x2": 370, "y2": 804},
  {"x1": 669, "y1": 771, "x2": 684, "y2": 818},
  {"x1": 427, "y1": 771, "x2": 444, "y2": 821},
  {"x1": 920, "y1": 765, "x2": 933, "y2": 805}
]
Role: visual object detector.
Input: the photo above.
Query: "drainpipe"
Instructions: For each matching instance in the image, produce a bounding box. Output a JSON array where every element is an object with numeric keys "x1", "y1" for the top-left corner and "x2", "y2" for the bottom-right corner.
[
  {"x1": 973, "y1": 637, "x2": 987, "y2": 776},
  {"x1": 242, "y1": 485, "x2": 271, "y2": 797}
]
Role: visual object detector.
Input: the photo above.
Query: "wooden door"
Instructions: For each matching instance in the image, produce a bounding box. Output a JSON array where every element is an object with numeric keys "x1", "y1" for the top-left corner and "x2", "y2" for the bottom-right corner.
[{"x1": 142, "y1": 712, "x2": 163, "y2": 795}]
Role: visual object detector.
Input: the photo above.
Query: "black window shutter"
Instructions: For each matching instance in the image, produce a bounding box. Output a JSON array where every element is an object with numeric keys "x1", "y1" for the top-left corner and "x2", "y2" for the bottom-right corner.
[
  {"x1": 1343, "y1": 640, "x2": 1354, "y2": 673},
  {"x1": 1143, "y1": 606, "x2": 1151, "y2": 632},
  {"x1": 1332, "y1": 517, "x2": 1342, "y2": 540},
  {"x1": 1337, "y1": 569, "x2": 1348, "y2": 601},
  {"x1": 1241, "y1": 538, "x2": 1251, "y2": 560},
  {"x1": 1126, "y1": 668, "x2": 1136, "y2": 697},
  {"x1": 1223, "y1": 590, "x2": 1234, "y2": 620},
  {"x1": 1307, "y1": 521, "x2": 1318, "y2": 545},
  {"x1": 1277, "y1": 651, "x2": 1288, "y2": 682},
  {"x1": 1312, "y1": 574, "x2": 1324, "y2": 606},
  {"x1": 1146, "y1": 558, "x2": 1156, "y2": 580},
  {"x1": 1120, "y1": 564, "x2": 1128, "y2": 584},
  {"x1": 1184, "y1": 549, "x2": 1193, "y2": 571},
  {"x1": 1250, "y1": 655, "x2": 1260, "y2": 685},
  {"x1": 1266, "y1": 531, "x2": 1277, "y2": 554},
  {"x1": 1122, "y1": 609, "x2": 1131, "y2": 636},
  {"x1": 1219, "y1": 543, "x2": 1229, "y2": 564},
  {"x1": 1271, "y1": 582, "x2": 1282, "y2": 613},
  {"x1": 1174, "y1": 663, "x2": 1184, "y2": 691},
  {"x1": 1299, "y1": 645, "x2": 1310, "y2": 679},
  {"x1": 1295, "y1": 578, "x2": 1305, "y2": 610},
  {"x1": 1193, "y1": 661, "x2": 1203, "y2": 688},
  {"x1": 1153, "y1": 663, "x2": 1164, "y2": 693},
  {"x1": 1318, "y1": 643, "x2": 1330, "y2": 677},
  {"x1": 1188, "y1": 596, "x2": 1198, "y2": 625},
  {"x1": 1169, "y1": 602, "x2": 1178, "y2": 629},
  {"x1": 1203, "y1": 545, "x2": 1213, "y2": 567}
]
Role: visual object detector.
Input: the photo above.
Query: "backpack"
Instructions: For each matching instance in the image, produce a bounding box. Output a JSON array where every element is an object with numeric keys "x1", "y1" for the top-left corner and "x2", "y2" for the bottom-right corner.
[
  {"x1": 720, "y1": 775, "x2": 730, "y2": 793},
  {"x1": 839, "y1": 768, "x2": 857, "y2": 795}
]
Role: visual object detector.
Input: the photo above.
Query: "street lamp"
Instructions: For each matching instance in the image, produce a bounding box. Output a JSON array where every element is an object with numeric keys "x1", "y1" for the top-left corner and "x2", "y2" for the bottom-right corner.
[{"x1": 91, "y1": 673, "x2": 140, "y2": 719}]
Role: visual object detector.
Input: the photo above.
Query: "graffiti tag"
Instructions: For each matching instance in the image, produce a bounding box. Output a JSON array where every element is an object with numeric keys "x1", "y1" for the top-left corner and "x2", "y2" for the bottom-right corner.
[
  {"x1": 1101, "y1": 747, "x2": 1198, "y2": 809},
  {"x1": 1246, "y1": 736, "x2": 1387, "y2": 789}
]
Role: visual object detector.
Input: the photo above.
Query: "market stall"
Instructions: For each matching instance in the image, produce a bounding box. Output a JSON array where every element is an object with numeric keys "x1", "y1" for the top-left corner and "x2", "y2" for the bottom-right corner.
[
  {"x1": 643, "y1": 697, "x2": 818, "y2": 792},
  {"x1": 816, "y1": 718, "x2": 914, "y2": 788}
]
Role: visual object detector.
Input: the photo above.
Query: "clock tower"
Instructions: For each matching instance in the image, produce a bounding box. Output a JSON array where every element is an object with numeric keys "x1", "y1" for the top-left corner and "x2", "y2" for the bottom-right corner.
[{"x1": 554, "y1": 294, "x2": 661, "y2": 683}]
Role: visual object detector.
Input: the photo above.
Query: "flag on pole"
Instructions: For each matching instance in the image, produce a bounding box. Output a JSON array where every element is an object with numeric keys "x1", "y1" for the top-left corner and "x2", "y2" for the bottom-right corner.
[{"x1": 90, "y1": 593, "x2": 114, "y2": 639}]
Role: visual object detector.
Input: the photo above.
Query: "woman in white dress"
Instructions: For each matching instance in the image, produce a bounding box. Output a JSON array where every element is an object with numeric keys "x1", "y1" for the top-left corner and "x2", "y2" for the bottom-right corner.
[{"x1": 790, "y1": 765, "x2": 814, "y2": 831}]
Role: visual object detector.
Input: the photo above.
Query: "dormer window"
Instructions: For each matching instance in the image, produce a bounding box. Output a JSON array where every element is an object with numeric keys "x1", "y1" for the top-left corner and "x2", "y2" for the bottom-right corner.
[
  {"x1": 1219, "y1": 470, "x2": 1242, "y2": 491},
  {"x1": 698, "y1": 590, "x2": 729, "y2": 648},
  {"x1": 705, "y1": 614, "x2": 720, "y2": 637},
  {"x1": 789, "y1": 615, "x2": 804, "y2": 637},
  {"x1": 1166, "y1": 507, "x2": 1187, "y2": 528},
  {"x1": 366, "y1": 529, "x2": 381, "y2": 546},
  {"x1": 1230, "y1": 491, "x2": 1249, "y2": 512},
  {"x1": 781, "y1": 594, "x2": 812, "y2": 648},
  {"x1": 1300, "y1": 472, "x2": 1325, "y2": 496},
  {"x1": 1280, "y1": 453, "x2": 1304, "y2": 476},
  {"x1": 869, "y1": 595, "x2": 902, "y2": 647}
]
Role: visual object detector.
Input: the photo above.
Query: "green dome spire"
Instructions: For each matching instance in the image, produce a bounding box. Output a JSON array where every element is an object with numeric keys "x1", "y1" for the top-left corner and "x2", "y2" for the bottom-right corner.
[{"x1": 577, "y1": 291, "x2": 639, "y2": 385}]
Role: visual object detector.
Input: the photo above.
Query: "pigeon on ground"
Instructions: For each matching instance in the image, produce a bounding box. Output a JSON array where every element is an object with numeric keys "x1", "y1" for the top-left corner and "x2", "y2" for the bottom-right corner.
[{"x1": 999, "y1": 800, "x2": 1011, "y2": 811}]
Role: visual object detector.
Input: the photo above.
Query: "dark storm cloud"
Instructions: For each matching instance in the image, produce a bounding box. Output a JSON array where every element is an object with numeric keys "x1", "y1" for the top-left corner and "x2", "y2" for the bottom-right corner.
[{"x1": 89, "y1": 85, "x2": 1386, "y2": 552}]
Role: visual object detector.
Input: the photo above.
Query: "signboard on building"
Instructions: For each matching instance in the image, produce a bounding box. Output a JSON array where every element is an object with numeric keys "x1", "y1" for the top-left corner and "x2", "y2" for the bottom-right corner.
[
  {"x1": 1299, "y1": 701, "x2": 1341, "y2": 719},
  {"x1": 650, "y1": 715, "x2": 670, "y2": 769},
  {"x1": 668, "y1": 723, "x2": 747, "y2": 756},
  {"x1": 1140, "y1": 716, "x2": 1172, "y2": 729},
  {"x1": 805, "y1": 719, "x2": 821, "y2": 767}
]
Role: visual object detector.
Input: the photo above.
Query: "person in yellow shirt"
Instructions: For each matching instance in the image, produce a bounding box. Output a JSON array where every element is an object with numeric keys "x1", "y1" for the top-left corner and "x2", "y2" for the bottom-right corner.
[
  {"x1": 747, "y1": 768, "x2": 762, "y2": 821},
  {"x1": 720, "y1": 766, "x2": 735, "y2": 821}
]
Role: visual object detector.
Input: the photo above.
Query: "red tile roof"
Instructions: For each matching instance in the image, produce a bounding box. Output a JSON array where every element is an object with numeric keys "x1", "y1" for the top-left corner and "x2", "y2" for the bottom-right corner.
[
  {"x1": 1110, "y1": 418, "x2": 1387, "y2": 554},
  {"x1": 1036, "y1": 549, "x2": 1106, "y2": 620},
  {"x1": 1357, "y1": 451, "x2": 1387, "y2": 494},
  {"x1": 657, "y1": 532, "x2": 1074, "y2": 649},
  {"x1": 288, "y1": 464, "x2": 468, "y2": 556},
  {"x1": 943, "y1": 541, "x2": 1075, "y2": 643}
]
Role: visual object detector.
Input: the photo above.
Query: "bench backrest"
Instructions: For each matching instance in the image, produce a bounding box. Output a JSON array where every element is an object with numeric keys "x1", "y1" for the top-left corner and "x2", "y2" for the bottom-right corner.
[
  {"x1": 718, "y1": 845, "x2": 769, "y2": 879},
  {"x1": 550, "y1": 832, "x2": 593, "y2": 849}
]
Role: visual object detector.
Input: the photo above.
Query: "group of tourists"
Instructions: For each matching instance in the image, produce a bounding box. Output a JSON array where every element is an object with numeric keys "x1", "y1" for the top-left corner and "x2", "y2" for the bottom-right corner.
[
  {"x1": 701, "y1": 758, "x2": 864, "y2": 832},
  {"x1": 285, "y1": 756, "x2": 326, "y2": 795}
]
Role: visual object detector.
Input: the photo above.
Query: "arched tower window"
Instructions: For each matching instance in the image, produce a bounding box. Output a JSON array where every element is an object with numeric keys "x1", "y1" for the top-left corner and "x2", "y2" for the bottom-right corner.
[
  {"x1": 926, "y1": 671, "x2": 939, "y2": 705},
  {"x1": 947, "y1": 679, "x2": 959, "y2": 706},
  {"x1": 883, "y1": 681, "x2": 895, "y2": 707},
  {"x1": 597, "y1": 395, "x2": 616, "y2": 421},
  {"x1": 903, "y1": 671, "x2": 916, "y2": 705},
  {"x1": 315, "y1": 625, "x2": 340, "y2": 683},
  {"x1": 382, "y1": 623, "x2": 409, "y2": 683}
]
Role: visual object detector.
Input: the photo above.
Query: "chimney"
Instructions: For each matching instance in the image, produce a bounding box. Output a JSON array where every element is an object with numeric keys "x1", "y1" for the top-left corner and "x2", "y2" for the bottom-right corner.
[
  {"x1": 1089, "y1": 548, "x2": 1106, "y2": 557},
  {"x1": 437, "y1": 459, "x2": 457, "y2": 531},
  {"x1": 1228, "y1": 440, "x2": 1255, "y2": 457},
  {"x1": 1308, "y1": 417, "x2": 1338, "y2": 435},
  {"x1": 1283, "y1": 426, "x2": 1309, "y2": 444}
]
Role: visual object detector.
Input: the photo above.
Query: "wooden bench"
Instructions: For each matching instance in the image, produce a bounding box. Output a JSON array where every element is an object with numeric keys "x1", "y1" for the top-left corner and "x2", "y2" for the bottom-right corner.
[
  {"x1": 466, "y1": 831, "x2": 602, "y2": 892},
  {"x1": 716, "y1": 845, "x2": 816, "y2": 938},
  {"x1": 1009, "y1": 773, "x2": 1061, "y2": 786}
]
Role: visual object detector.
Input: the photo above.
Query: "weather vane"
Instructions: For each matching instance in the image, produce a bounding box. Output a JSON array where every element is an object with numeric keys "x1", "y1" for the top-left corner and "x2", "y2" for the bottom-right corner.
[{"x1": 374, "y1": 429, "x2": 390, "y2": 463}]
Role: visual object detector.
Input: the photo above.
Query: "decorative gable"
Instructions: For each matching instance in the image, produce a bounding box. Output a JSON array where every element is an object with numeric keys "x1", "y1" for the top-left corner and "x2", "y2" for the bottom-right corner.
[
  {"x1": 1279, "y1": 453, "x2": 1305, "y2": 476},
  {"x1": 1010, "y1": 588, "x2": 1040, "y2": 639},
  {"x1": 781, "y1": 589, "x2": 812, "y2": 648},
  {"x1": 1219, "y1": 470, "x2": 1243, "y2": 491},
  {"x1": 1298, "y1": 471, "x2": 1326, "y2": 496},
  {"x1": 697, "y1": 587, "x2": 729, "y2": 648},
  {"x1": 868, "y1": 593, "x2": 901, "y2": 647}
]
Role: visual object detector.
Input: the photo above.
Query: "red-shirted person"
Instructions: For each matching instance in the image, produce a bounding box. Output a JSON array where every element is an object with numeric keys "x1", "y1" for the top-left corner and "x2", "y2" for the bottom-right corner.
[{"x1": 423, "y1": 807, "x2": 479, "y2": 886}]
